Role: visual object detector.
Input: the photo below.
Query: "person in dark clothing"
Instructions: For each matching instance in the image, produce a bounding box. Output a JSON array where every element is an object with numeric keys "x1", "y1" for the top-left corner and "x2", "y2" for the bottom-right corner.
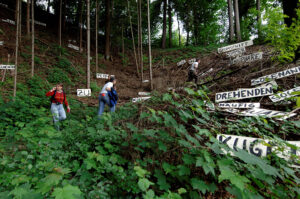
[
  {"x1": 187, "y1": 59, "x2": 201, "y2": 84},
  {"x1": 98, "y1": 76, "x2": 117, "y2": 117}
]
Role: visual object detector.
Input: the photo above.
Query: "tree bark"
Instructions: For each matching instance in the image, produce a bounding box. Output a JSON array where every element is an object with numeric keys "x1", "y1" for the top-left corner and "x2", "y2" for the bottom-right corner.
[
  {"x1": 177, "y1": 14, "x2": 181, "y2": 46},
  {"x1": 14, "y1": 0, "x2": 20, "y2": 99},
  {"x1": 59, "y1": 0, "x2": 62, "y2": 47},
  {"x1": 139, "y1": 0, "x2": 143, "y2": 81},
  {"x1": 79, "y1": 0, "x2": 83, "y2": 52},
  {"x1": 168, "y1": 0, "x2": 172, "y2": 48},
  {"x1": 122, "y1": 23, "x2": 124, "y2": 66},
  {"x1": 87, "y1": 0, "x2": 90, "y2": 88},
  {"x1": 161, "y1": 0, "x2": 167, "y2": 49},
  {"x1": 19, "y1": 0, "x2": 22, "y2": 43},
  {"x1": 105, "y1": 0, "x2": 111, "y2": 60},
  {"x1": 95, "y1": 0, "x2": 98, "y2": 73},
  {"x1": 228, "y1": 0, "x2": 234, "y2": 42},
  {"x1": 147, "y1": 0, "x2": 153, "y2": 90},
  {"x1": 31, "y1": 0, "x2": 35, "y2": 77},
  {"x1": 128, "y1": 0, "x2": 139, "y2": 77},
  {"x1": 27, "y1": 0, "x2": 30, "y2": 36},
  {"x1": 234, "y1": 0, "x2": 241, "y2": 41},
  {"x1": 137, "y1": 0, "x2": 140, "y2": 73}
]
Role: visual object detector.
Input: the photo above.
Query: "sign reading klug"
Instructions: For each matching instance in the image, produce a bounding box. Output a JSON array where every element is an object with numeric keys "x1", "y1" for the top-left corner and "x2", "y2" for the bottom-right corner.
[
  {"x1": 215, "y1": 85, "x2": 273, "y2": 102},
  {"x1": 218, "y1": 40, "x2": 253, "y2": 53}
]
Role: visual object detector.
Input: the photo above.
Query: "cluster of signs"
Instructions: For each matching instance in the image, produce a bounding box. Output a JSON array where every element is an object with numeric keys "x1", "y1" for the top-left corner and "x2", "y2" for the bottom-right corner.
[
  {"x1": 0, "y1": 65, "x2": 15, "y2": 70},
  {"x1": 177, "y1": 58, "x2": 196, "y2": 67}
]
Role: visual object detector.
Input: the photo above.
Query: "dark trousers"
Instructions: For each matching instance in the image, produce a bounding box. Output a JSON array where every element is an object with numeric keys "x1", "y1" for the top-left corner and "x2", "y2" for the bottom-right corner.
[{"x1": 187, "y1": 70, "x2": 198, "y2": 84}]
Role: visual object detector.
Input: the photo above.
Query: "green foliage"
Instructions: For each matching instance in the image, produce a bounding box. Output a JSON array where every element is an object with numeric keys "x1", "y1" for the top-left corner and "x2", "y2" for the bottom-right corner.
[
  {"x1": 264, "y1": 6, "x2": 300, "y2": 63},
  {"x1": 34, "y1": 56, "x2": 43, "y2": 66},
  {"x1": 47, "y1": 68, "x2": 72, "y2": 85}
]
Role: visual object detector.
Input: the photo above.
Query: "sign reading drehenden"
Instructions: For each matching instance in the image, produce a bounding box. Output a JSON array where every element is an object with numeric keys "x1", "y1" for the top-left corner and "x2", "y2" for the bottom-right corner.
[
  {"x1": 239, "y1": 108, "x2": 297, "y2": 120},
  {"x1": 251, "y1": 66, "x2": 300, "y2": 86},
  {"x1": 217, "y1": 134, "x2": 300, "y2": 162},
  {"x1": 77, "y1": 89, "x2": 91, "y2": 97},
  {"x1": 96, "y1": 73, "x2": 110, "y2": 79},
  {"x1": 0, "y1": 65, "x2": 15, "y2": 70},
  {"x1": 218, "y1": 103, "x2": 260, "y2": 109},
  {"x1": 269, "y1": 87, "x2": 300, "y2": 102},
  {"x1": 215, "y1": 85, "x2": 273, "y2": 102},
  {"x1": 231, "y1": 52, "x2": 263, "y2": 65},
  {"x1": 218, "y1": 40, "x2": 253, "y2": 54},
  {"x1": 226, "y1": 47, "x2": 246, "y2": 58}
]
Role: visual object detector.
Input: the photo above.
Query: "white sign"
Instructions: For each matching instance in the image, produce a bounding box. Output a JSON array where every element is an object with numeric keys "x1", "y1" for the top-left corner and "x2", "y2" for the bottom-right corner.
[
  {"x1": 143, "y1": 80, "x2": 149, "y2": 83},
  {"x1": 240, "y1": 108, "x2": 297, "y2": 120},
  {"x1": 96, "y1": 73, "x2": 109, "y2": 79},
  {"x1": 68, "y1": 44, "x2": 79, "y2": 51},
  {"x1": 269, "y1": 87, "x2": 300, "y2": 102},
  {"x1": 177, "y1": 60, "x2": 186, "y2": 66},
  {"x1": 226, "y1": 47, "x2": 246, "y2": 58},
  {"x1": 217, "y1": 134, "x2": 300, "y2": 164},
  {"x1": 2, "y1": 19, "x2": 15, "y2": 25},
  {"x1": 231, "y1": 52, "x2": 263, "y2": 65},
  {"x1": 251, "y1": 66, "x2": 300, "y2": 86},
  {"x1": 188, "y1": 58, "x2": 196, "y2": 65},
  {"x1": 215, "y1": 85, "x2": 273, "y2": 102},
  {"x1": 132, "y1": 97, "x2": 151, "y2": 103},
  {"x1": 0, "y1": 41, "x2": 3, "y2": 46},
  {"x1": 256, "y1": 81, "x2": 278, "y2": 89},
  {"x1": 218, "y1": 40, "x2": 253, "y2": 54},
  {"x1": 218, "y1": 103, "x2": 260, "y2": 109},
  {"x1": 0, "y1": 3, "x2": 8, "y2": 8},
  {"x1": 35, "y1": 20, "x2": 46, "y2": 27},
  {"x1": 199, "y1": 68, "x2": 213, "y2": 77},
  {"x1": 138, "y1": 92, "x2": 151, "y2": 96},
  {"x1": 77, "y1": 89, "x2": 91, "y2": 97},
  {"x1": 0, "y1": 65, "x2": 15, "y2": 70}
]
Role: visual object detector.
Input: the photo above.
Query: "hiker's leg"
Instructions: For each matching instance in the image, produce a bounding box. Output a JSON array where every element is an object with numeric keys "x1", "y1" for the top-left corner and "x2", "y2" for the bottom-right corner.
[
  {"x1": 187, "y1": 71, "x2": 192, "y2": 82},
  {"x1": 98, "y1": 95, "x2": 105, "y2": 116},
  {"x1": 58, "y1": 104, "x2": 67, "y2": 121},
  {"x1": 194, "y1": 73, "x2": 198, "y2": 84},
  {"x1": 51, "y1": 104, "x2": 60, "y2": 130},
  {"x1": 110, "y1": 105, "x2": 116, "y2": 112}
]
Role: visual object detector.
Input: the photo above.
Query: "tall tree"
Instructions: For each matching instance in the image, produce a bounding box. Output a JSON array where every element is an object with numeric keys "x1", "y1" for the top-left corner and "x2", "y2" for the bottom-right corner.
[
  {"x1": 177, "y1": 13, "x2": 181, "y2": 46},
  {"x1": 79, "y1": 0, "x2": 83, "y2": 52},
  {"x1": 257, "y1": 0, "x2": 261, "y2": 39},
  {"x1": 147, "y1": 0, "x2": 153, "y2": 90},
  {"x1": 168, "y1": 0, "x2": 172, "y2": 48},
  {"x1": 87, "y1": 0, "x2": 91, "y2": 88},
  {"x1": 161, "y1": 0, "x2": 167, "y2": 49},
  {"x1": 281, "y1": 0, "x2": 299, "y2": 27},
  {"x1": 95, "y1": 0, "x2": 99, "y2": 73},
  {"x1": 137, "y1": 0, "x2": 141, "y2": 73},
  {"x1": 31, "y1": 0, "x2": 35, "y2": 77},
  {"x1": 128, "y1": 0, "x2": 139, "y2": 77},
  {"x1": 228, "y1": 0, "x2": 234, "y2": 42},
  {"x1": 19, "y1": 0, "x2": 22, "y2": 43},
  {"x1": 14, "y1": 0, "x2": 20, "y2": 99},
  {"x1": 105, "y1": 0, "x2": 111, "y2": 60},
  {"x1": 139, "y1": 0, "x2": 143, "y2": 81},
  {"x1": 234, "y1": 0, "x2": 241, "y2": 41},
  {"x1": 26, "y1": 0, "x2": 30, "y2": 36},
  {"x1": 59, "y1": 0, "x2": 62, "y2": 48}
]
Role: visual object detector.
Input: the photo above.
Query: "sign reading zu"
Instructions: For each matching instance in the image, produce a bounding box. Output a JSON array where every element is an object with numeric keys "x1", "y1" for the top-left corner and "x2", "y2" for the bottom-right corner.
[{"x1": 77, "y1": 89, "x2": 91, "y2": 97}]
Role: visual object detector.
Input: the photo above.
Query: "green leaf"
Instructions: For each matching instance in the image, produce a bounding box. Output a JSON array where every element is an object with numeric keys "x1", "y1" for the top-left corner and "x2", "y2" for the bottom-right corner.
[
  {"x1": 177, "y1": 165, "x2": 190, "y2": 176},
  {"x1": 138, "y1": 178, "x2": 154, "y2": 192},
  {"x1": 154, "y1": 169, "x2": 170, "y2": 191},
  {"x1": 134, "y1": 166, "x2": 148, "y2": 178},
  {"x1": 182, "y1": 154, "x2": 195, "y2": 165},
  {"x1": 144, "y1": 190, "x2": 155, "y2": 199},
  {"x1": 190, "y1": 178, "x2": 208, "y2": 194},
  {"x1": 52, "y1": 185, "x2": 82, "y2": 199},
  {"x1": 178, "y1": 188, "x2": 187, "y2": 195}
]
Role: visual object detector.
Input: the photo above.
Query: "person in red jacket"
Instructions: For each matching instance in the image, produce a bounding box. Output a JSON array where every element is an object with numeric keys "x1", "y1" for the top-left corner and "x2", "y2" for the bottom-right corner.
[{"x1": 46, "y1": 83, "x2": 70, "y2": 130}]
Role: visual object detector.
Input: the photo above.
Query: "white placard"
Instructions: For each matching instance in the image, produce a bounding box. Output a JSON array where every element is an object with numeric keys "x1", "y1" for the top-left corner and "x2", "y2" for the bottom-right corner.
[
  {"x1": 188, "y1": 58, "x2": 196, "y2": 65},
  {"x1": 0, "y1": 65, "x2": 15, "y2": 70},
  {"x1": 231, "y1": 52, "x2": 263, "y2": 65},
  {"x1": 239, "y1": 108, "x2": 297, "y2": 120},
  {"x1": 269, "y1": 87, "x2": 300, "y2": 102},
  {"x1": 0, "y1": 41, "x2": 3, "y2": 46},
  {"x1": 0, "y1": 3, "x2": 8, "y2": 8},
  {"x1": 226, "y1": 47, "x2": 246, "y2": 58},
  {"x1": 217, "y1": 134, "x2": 300, "y2": 165},
  {"x1": 68, "y1": 44, "x2": 79, "y2": 51},
  {"x1": 132, "y1": 97, "x2": 151, "y2": 103},
  {"x1": 218, "y1": 103, "x2": 260, "y2": 109},
  {"x1": 218, "y1": 40, "x2": 253, "y2": 54},
  {"x1": 199, "y1": 68, "x2": 213, "y2": 77},
  {"x1": 77, "y1": 89, "x2": 91, "y2": 97},
  {"x1": 251, "y1": 66, "x2": 300, "y2": 86},
  {"x1": 143, "y1": 80, "x2": 149, "y2": 83},
  {"x1": 138, "y1": 92, "x2": 151, "y2": 96},
  {"x1": 96, "y1": 73, "x2": 109, "y2": 79},
  {"x1": 177, "y1": 60, "x2": 186, "y2": 66},
  {"x1": 215, "y1": 85, "x2": 273, "y2": 102},
  {"x1": 2, "y1": 19, "x2": 15, "y2": 25}
]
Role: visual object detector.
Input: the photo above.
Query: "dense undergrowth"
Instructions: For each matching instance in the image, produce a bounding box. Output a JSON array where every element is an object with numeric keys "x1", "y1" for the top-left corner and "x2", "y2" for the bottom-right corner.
[{"x1": 0, "y1": 76, "x2": 299, "y2": 199}]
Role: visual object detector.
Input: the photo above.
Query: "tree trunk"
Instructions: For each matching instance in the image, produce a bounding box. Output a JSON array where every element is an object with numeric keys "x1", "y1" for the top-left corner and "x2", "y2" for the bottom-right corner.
[
  {"x1": 62, "y1": 0, "x2": 66, "y2": 32},
  {"x1": 59, "y1": 0, "x2": 62, "y2": 47},
  {"x1": 228, "y1": 0, "x2": 234, "y2": 42},
  {"x1": 257, "y1": 0, "x2": 261, "y2": 39},
  {"x1": 14, "y1": 0, "x2": 20, "y2": 99},
  {"x1": 186, "y1": 29, "x2": 189, "y2": 46},
  {"x1": 282, "y1": 0, "x2": 298, "y2": 27},
  {"x1": 87, "y1": 0, "x2": 90, "y2": 88},
  {"x1": 26, "y1": 0, "x2": 30, "y2": 36},
  {"x1": 47, "y1": 0, "x2": 50, "y2": 13},
  {"x1": 79, "y1": 1, "x2": 83, "y2": 52},
  {"x1": 95, "y1": 0, "x2": 98, "y2": 73},
  {"x1": 137, "y1": 0, "x2": 141, "y2": 74},
  {"x1": 168, "y1": 0, "x2": 172, "y2": 48},
  {"x1": 147, "y1": 0, "x2": 153, "y2": 90},
  {"x1": 161, "y1": 0, "x2": 167, "y2": 49},
  {"x1": 122, "y1": 23, "x2": 124, "y2": 66},
  {"x1": 139, "y1": 0, "x2": 143, "y2": 81},
  {"x1": 31, "y1": 0, "x2": 35, "y2": 77},
  {"x1": 177, "y1": 14, "x2": 181, "y2": 46},
  {"x1": 234, "y1": 0, "x2": 241, "y2": 41},
  {"x1": 128, "y1": 0, "x2": 139, "y2": 77},
  {"x1": 105, "y1": 0, "x2": 111, "y2": 60},
  {"x1": 19, "y1": 0, "x2": 22, "y2": 43}
]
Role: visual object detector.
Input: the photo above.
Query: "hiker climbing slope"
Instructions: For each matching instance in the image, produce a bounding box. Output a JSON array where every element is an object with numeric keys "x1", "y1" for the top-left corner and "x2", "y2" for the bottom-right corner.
[
  {"x1": 98, "y1": 76, "x2": 118, "y2": 117},
  {"x1": 187, "y1": 59, "x2": 201, "y2": 84}
]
